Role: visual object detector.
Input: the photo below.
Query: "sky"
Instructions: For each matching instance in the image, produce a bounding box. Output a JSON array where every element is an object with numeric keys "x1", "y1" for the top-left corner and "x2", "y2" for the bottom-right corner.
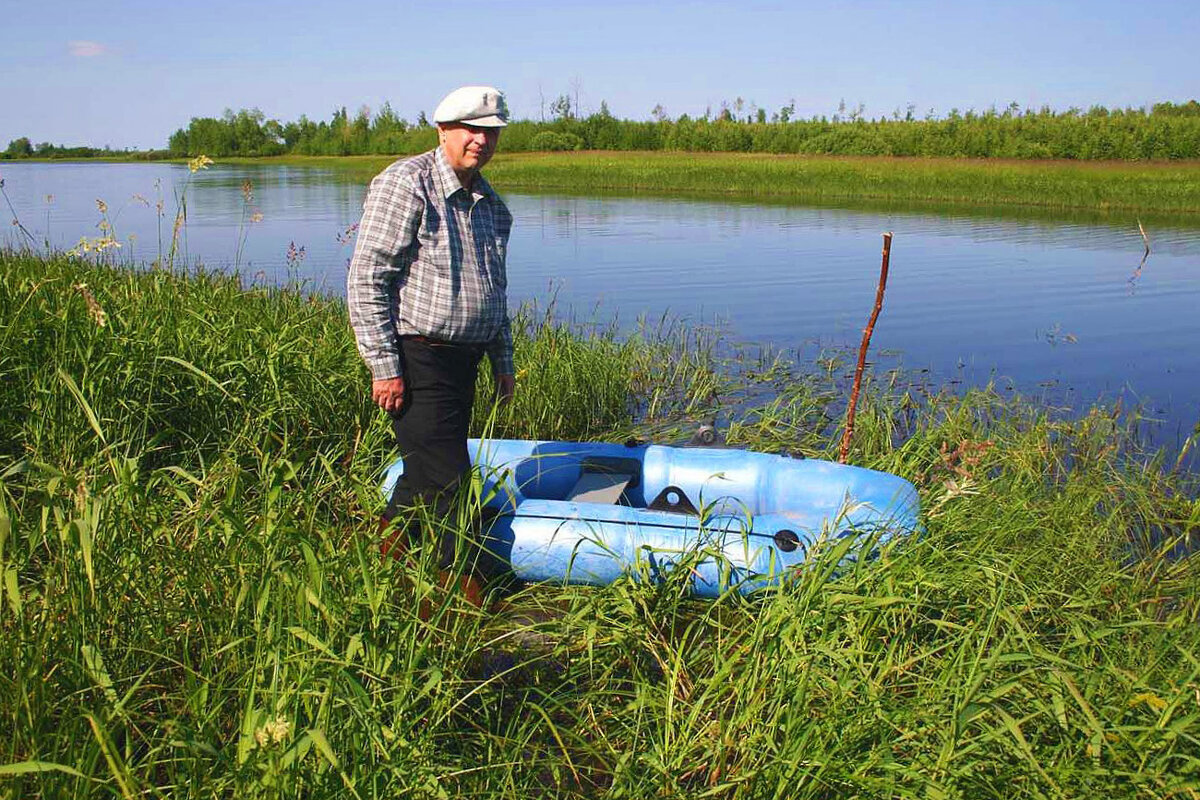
[{"x1": 2, "y1": 0, "x2": 1198, "y2": 150}]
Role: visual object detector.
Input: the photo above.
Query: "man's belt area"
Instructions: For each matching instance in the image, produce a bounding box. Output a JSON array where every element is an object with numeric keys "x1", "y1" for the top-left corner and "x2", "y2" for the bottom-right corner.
[{"x1": 403, "y1": 334, "x2": 485, "y2": 353}]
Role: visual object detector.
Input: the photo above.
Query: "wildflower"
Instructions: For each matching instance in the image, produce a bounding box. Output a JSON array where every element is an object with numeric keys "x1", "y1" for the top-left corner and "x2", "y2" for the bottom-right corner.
[
  {"x1": 241, "y1": 179, "x2": 253, "y2": 203},
  {"x1": 336, "y1": 222, "x2": 360, "y2": 245},
  {"x1": 45, "y1": 194, "x2": 55, "y2": 204},
  {"x1": 250, "y1": 211, "x2": 264, "y2": 223},
  {"x1": 286, "y1": 241, "x2": 306, "y2": 269},
  {"x1": 268, "y1": 717, "x2": 291, "y2": 743},
  {"x1": 69, "y1": 236, "x2": 122, "y2": 258},
  {"x1": 96, "y1": 199, "x2": 108, "y2": 215},
  {"x1": 187, "y1": 154, "x2": 214, "y2": 173},
  {"x1": 131, "y1": 193, "x2": 149, "y2": 207},
  {"x1": 253, "y1": 716, "x2": 291, "y2": 748}
]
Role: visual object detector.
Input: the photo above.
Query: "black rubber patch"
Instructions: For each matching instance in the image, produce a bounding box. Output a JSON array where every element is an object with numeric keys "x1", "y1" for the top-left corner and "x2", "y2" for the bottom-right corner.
[{"x1": 647, "y1": 485, "x2": 699, "y2": 516}]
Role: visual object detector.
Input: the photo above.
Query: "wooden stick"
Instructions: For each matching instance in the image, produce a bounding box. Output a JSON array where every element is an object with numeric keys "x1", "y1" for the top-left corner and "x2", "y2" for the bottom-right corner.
[
  {"x1": 1129, "y1": 219, "x2": 1152, "y2": 287},
  {"x1": 839, "y1": 232, "x2": 893, "y2": 464}
]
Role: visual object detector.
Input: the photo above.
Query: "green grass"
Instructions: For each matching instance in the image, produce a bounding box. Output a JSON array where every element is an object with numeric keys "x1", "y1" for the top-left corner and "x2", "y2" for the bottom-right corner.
[
  {"x1": 486, "y1": 152, "x2": 1200, "y2": 215},
  {"x1": 1, "y1": 250, "x2": 1198, "y2": 798},
  {"x1": 206, "y1": 152, "x2": 1200, "y2": 219}
]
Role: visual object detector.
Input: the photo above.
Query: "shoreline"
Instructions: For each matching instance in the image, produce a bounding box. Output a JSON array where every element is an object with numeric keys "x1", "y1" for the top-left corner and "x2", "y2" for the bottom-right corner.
[{"x1": 6, "y1": 151, "x2": 1200, "y2": 216}]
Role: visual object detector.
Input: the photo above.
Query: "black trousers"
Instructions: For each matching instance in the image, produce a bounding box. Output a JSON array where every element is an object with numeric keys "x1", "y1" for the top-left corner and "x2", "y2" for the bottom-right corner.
[{"x1": 382, "y1": 337, "x2": 506, "y2": 580}]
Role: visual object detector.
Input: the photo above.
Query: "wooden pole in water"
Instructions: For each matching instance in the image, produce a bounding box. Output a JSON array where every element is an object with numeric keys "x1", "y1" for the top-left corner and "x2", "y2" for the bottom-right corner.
[{"x1": 839, "y1": 232, "x2": 893, "y2": 464}]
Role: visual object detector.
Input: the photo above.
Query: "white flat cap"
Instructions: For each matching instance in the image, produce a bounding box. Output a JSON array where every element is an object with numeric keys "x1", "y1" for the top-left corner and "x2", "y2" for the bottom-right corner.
[{"x1": 433, "y1": 85, "x2": 509, "y2": 127}]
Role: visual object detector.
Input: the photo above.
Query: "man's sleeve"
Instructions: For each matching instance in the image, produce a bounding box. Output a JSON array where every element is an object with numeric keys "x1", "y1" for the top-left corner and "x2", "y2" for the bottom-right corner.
[
  {"x1": 486, "y1": 316, "x2": 514, "y2": 376},
  {"x1": 346, "y1": 168, "x2": 420, "y2": 381},
  {"x1": 486, "y1": 201, "x2": 515, "y2": 376}
]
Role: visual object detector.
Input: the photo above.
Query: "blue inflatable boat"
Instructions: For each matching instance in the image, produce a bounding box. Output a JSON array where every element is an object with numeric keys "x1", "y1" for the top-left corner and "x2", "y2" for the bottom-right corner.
[{"x1": 382, "y1": 438, "x2": 920, "y2": 598}]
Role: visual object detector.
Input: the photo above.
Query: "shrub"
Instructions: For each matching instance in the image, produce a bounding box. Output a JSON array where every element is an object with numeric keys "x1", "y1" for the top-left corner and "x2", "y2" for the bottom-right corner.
[{"x1": 530, "y1": 131, "x2": 585, "y2": 152}]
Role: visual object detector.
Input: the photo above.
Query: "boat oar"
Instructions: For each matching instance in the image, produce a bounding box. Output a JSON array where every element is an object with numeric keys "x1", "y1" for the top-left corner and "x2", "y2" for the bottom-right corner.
[{"x1": 839, "y1": 232, "x2": 893, "y2": 464}]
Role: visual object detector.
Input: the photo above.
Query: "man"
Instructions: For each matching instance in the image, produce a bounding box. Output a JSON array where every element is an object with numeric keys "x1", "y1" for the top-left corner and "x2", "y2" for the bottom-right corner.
[{"x1": 347, "y1": 85, "x2": 515, "y2": 607}]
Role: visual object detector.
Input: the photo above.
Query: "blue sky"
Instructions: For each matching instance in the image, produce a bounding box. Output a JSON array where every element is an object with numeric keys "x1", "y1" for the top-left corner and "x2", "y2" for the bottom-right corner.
[{"x1": 3, "y1": 0, "x2": 1197, "y2": 150}]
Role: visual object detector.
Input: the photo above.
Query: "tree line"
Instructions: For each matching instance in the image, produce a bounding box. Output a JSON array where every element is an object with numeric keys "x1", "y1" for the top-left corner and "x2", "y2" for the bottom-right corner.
[
  {"x1": 5, "y1": 100, "x2": 1200, "y2": 161},
  {"x1": 0, "y1": 138, "x2": 169, "y2": 160}
]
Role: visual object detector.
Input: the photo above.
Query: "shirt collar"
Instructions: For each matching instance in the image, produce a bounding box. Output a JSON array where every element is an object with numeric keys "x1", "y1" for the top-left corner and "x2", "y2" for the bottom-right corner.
[
  {"x1": 433, "y1": 145, "x2": 495, "y2": 201},
  {"x1": 473, "y1": 172, "x2": 498, "y2": 200}
]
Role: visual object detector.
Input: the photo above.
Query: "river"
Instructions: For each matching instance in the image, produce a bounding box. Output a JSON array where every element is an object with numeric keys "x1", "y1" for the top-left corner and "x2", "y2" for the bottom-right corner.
[{"x1": 3, "y1": 160, "x2": 1199, "y2": 457}]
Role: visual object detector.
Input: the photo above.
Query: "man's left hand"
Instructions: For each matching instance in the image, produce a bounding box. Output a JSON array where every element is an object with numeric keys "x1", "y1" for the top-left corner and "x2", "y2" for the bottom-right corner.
[{"x1": 495, "y1": 373, "x2": 516, "y2": 404}]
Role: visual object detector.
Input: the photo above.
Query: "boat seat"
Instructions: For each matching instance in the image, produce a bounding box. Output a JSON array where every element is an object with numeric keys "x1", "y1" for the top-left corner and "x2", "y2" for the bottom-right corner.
[{"x1": 565, "y1": 471, "x2": 634, "y2": 505}]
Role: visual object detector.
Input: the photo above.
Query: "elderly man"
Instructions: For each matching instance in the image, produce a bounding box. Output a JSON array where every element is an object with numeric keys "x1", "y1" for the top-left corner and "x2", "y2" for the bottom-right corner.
[{"x1": 347, "y1": 85, "x2": 515, "y2": 607}]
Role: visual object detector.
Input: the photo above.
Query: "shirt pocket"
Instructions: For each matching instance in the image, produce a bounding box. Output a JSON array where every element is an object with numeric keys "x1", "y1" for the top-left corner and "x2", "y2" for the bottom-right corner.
[{"x1": 416, "y1": 205, "x2": 443, "y2": 260}]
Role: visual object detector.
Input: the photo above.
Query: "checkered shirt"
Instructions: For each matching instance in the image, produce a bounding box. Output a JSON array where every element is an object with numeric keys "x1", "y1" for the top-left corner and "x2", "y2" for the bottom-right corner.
[{"x1": 347, "y1": 146, "x2": 514, "y2": 381}]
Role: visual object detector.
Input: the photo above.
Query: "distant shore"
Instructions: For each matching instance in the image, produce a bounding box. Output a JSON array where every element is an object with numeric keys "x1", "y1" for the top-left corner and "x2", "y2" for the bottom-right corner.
[{"x1": 7, "y1": 151, "x2": 1200, "y2": 215}]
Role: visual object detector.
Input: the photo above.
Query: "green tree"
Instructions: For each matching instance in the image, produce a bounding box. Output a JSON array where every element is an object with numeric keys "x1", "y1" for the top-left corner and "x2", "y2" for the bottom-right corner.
[
  {"x1": 550, "y1": 94, "x2": 573, "y2": 120},
  {"x1": 167, "y1": 128, "x2": 188, "y2": 157},
  {"x1": 3, "y1": 137, "x2": 33, "y2": 158}
]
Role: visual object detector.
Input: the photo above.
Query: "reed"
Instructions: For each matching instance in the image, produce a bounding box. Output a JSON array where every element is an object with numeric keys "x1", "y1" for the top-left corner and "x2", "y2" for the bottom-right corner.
[{"x1": 1, "y1": 250, "x2": 1197, "y2": 798}]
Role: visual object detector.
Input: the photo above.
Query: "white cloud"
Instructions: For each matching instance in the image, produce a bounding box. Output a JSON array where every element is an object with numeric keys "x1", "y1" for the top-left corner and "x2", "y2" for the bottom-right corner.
[{"x1": 68, "y1": 41, "x2": 110, "y2": 58}]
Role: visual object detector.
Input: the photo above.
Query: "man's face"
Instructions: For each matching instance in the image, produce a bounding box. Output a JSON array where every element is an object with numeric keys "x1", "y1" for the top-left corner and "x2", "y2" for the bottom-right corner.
[{"x1": 438, "y1": 122, "x2": 501, "y2": 175}]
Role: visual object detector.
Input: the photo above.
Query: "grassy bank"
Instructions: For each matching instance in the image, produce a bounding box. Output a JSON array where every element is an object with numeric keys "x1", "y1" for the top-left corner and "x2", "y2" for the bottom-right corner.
[
  {"x1": 486, "y1": 152, "x2": 1200, "y2": 214},
  {"x1": 1, "y1": 251, "x2": 1198, "y2": 798},
  {"x1": 211, "y1": 152, "x2": 1200, "y2": 216}
]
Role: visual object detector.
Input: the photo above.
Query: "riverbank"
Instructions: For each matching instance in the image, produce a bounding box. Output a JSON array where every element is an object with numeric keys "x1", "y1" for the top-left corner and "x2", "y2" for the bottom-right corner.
[
  {"x1": 11, "y1": 151, "x2": 1200, "y2": 217},
  {"x1": 1, "y1": 252, "x2": 1197, "y2": 797},
  {"x1": 202, "y1": 151, "x2": 1200, "y2": 215}
]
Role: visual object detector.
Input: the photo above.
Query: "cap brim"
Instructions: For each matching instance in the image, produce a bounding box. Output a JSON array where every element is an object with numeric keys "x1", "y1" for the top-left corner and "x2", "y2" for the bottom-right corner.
[{"x1": 459, "y1": 115, "x2": 508, "y2": 128}]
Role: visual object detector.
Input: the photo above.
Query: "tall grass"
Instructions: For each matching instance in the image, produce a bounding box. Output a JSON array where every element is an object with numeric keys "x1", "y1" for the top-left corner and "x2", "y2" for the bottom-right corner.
[{"x1": 1, "y1": 250, "x2": 1198, "y2": 798}]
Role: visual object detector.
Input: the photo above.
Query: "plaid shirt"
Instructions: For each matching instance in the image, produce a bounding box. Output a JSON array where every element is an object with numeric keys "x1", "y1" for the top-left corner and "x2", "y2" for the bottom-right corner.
[{"x1": 347, "y1": 147, "x2": 514, "y2": 381}]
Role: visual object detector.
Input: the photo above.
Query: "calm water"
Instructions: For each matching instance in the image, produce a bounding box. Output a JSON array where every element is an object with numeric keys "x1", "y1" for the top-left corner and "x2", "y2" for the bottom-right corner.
[{"x1": 4, "y1": 160, "x2": 1200, "y2": 453}]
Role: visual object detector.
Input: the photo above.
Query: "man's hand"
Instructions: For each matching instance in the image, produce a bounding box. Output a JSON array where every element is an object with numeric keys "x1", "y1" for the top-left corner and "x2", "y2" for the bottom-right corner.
[
  {"x1": 372, "y1": 377, "x2": 406, "y2": 413},
  {"x1": 495, "y1": 373, "x2": 515, "y2": 405}
]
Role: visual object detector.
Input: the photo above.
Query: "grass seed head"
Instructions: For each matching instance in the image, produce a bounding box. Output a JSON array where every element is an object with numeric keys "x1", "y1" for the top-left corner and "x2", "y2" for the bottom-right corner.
[{"x1": 73, "y1": 282, "x2": 108, "y2": 327}]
